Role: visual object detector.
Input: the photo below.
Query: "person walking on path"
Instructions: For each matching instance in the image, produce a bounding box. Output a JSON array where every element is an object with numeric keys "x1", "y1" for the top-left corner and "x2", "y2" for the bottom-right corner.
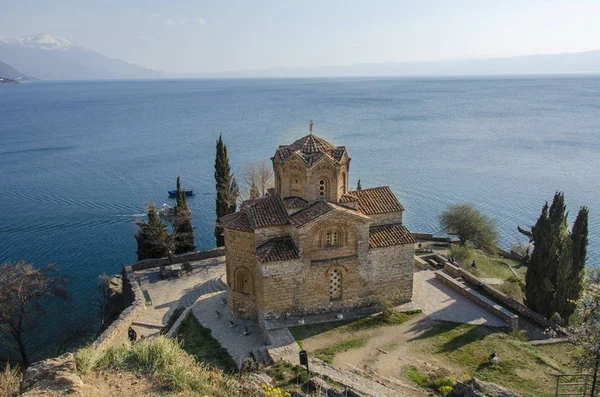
[
  {"x1": 471, "y1": 260, "x2": 478, "y2": 269},
  {"x1": 128, "y1": 326, "x2": 137, "y2": 344}
]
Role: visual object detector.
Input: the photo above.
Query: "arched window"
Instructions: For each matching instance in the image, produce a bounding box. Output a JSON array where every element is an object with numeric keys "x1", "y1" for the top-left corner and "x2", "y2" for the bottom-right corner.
[
  {"x1": 235, "y1": 268, "x2": 254, "y2": 295},
  {"x1": 319, "y1": 179, "x2": 327, "y2": 198},
  {"x1": 329, "y1": 268, "x2": 342, "y2": 300}
]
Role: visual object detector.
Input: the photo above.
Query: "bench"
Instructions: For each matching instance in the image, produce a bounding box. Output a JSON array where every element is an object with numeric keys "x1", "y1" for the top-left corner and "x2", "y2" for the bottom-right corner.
[{"x1": 142, "y1": 289, "x2": 152, "y2": 306}]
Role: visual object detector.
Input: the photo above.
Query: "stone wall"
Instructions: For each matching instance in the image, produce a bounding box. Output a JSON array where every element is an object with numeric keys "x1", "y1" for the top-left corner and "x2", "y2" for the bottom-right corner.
[
  {"x1": 443, "y1": 262, "x2": 559, "y2": 331},
  {"x1": 93, "y1": 265, "x2": 145, "y2": 352},
  {"x1": 224, "y1": 228, "x2": 258, "y2": 318},
  {"x1": 365, "y1": 244, "x2": 414, "y2": 305},
  {"x1": 435, "y1": 270, "x2": 519, "y2": 329},
  {"x1": 130, "y1": 247, "x2": 224, "y2": 271},
  {"x1": 254, "y1": 225, "x2": 289, "y2": 247},
  {"x1": 368, "y1": 211, "x2": 403, "y2": 226}
]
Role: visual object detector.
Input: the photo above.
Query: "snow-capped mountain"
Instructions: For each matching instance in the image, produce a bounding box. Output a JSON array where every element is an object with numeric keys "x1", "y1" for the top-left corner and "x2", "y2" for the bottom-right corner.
[{"x1": 0, "y1": 33, "x2": 162, "y2": 80}]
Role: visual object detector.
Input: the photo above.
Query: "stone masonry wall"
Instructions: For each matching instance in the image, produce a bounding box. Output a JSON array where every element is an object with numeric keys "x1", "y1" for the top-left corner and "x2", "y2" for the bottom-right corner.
[
  {"x1": 130, "y1": 247, "x2": 224, "y2": 271},
  {"x1": 224, "y1": 228, "x2": 258, "y2": 318},
  {"x1": 93, "y1": 265, "x2": 145, "y2": 352},
  {"x1": 365, "y1": 244, "x2": 414, "y2": 305},
  {"x1": 368, "y1": 212, "x2": 403, "y2": 226},
  {"x1": 254, "y1": 225, "x2": 290, "y2": 247}
]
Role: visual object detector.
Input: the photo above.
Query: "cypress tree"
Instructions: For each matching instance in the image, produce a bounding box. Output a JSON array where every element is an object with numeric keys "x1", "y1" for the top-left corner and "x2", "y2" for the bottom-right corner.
[
  {"x1": 135, "y1": 203, "x2": 170, "y2": 260},
  {"x1": 173, "y1": 176, "x2": 195, "y2": 254},
  {"x1": 214, "y1": 135, "x2": 235, "y2": 247},
  {"x1": 559, "y1": 207, "x2": 589, "y2": 320},
  {"x1": 520, "y1": 192, "x2": 588, "y2": 322},
  {"x1": 356, "y1": 179, "x2": 362, "y2": 191}
]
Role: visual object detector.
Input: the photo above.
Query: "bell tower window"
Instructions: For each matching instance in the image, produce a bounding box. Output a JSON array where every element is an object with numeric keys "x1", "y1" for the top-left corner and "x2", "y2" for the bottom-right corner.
[
  {"x1": 325, "y1": 231, "x2": 339, "y2": 247},
  {"x1": 319, "y1": 179, "x2": 326, "y2": 198}
]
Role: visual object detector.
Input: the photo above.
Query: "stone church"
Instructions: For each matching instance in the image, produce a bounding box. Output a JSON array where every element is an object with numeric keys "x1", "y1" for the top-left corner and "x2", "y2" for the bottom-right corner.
[{"x1": 221, "y1": 125, "x2": 416, "y2": 322}]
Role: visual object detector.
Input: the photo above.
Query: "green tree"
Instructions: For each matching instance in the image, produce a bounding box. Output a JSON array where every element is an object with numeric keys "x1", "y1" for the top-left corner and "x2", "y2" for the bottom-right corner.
[
  {"x1": 356, "y1": 179, "x2": 362, "y2": 191},
  {"x1": 0, "y1": 261, "x2": 70, "y2": 368},
  {"x1": 135, "y1": 203, "x2": 170, "y2": 260},
  {"x1": 214, "y1": 135, "x2": 236, "y2": 247},
  {"x1": 519, "y1": 192, "x2": 588, "y2": 321},
  {"x1": 172, "y1": 176, "x2": 195, "y2": 254},
  {"x1": 439, "y1": 203, "x2": 498, "y2": 251}
]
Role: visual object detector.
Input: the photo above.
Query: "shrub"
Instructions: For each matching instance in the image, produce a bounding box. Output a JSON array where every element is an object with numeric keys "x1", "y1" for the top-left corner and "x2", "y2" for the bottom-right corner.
[
  {"x1": 439, "y1": 385, "x2": 453, "y2": 395},
  {"x1": 262, "y1": 384, "x2": 291, "y2": 397},
  {"x1": 449, "y1": 244, "x2": 472, "y2": 263},
  {"x1": 507, "y1": 275, "x2": 525, "y2": 287},
  {"x1": 430, "y1": 376, "x2": 456, "y2": 390},
  {"x1": 74, "y1": 345, "x2": 101, "y2": 374},
  {"x1": 0, "y1": 365, "x2": 21, "y2": 397},
  {"x1": 405, "y1": 365, "x2": 427, "y2": 386}
]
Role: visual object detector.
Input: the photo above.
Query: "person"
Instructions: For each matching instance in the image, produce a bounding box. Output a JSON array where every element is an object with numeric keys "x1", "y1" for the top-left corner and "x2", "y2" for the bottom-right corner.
[
  {"x1": 128, "y1": 326, "x2": 137, "y2": 343},
  {"x1": 471, "y1": 260, "x2": 478, "y2": 269}
]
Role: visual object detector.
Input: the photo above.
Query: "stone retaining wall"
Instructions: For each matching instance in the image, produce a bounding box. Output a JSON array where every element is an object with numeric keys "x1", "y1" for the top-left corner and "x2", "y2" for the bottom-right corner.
[
  {"x1": 414, "y1": 255, "x2": 428, "y2": 270},
  {"x1": 411, "y1": 232, "x2": 451, "y2": 242},
  {"x1": 130, "y1": 247, "x2": 225, "y2": 271},
  {"x1": 444, "y1": 262, "x2": 559, "y2": 331},
  {"x1": 435, "y1": 270, "x2": 519, "y2": 329},
  {"x1": 93, "y1": 265, "x2": 145, "y2": 351}
]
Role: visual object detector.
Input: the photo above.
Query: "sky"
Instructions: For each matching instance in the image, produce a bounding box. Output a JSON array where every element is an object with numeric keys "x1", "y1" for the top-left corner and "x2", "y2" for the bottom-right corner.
[{"x1": 1, "y1": 0, "x2": 600, "y2": 74}]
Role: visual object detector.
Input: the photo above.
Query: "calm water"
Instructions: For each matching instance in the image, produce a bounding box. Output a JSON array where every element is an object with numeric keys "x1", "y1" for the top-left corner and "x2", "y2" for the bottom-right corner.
[{"x1": 1, "y1": 76, "x2": 599, "y2": 325}]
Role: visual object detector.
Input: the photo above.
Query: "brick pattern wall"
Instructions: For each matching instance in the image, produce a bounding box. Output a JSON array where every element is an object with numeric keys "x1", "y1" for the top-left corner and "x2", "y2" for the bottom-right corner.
[
  {"x1": 224, "y1": 228, "x2": 258, "y2": 318},
  {"x1": 365, "y1": 244, "x2": 414, "y2": 304}
]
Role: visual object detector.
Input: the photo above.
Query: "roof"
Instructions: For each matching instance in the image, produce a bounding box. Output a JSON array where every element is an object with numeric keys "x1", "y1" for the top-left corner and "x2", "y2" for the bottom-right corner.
[
  {"x1": 256, "y1": 236, "x2": 300, "y2": 263},
  {"x1": 275, "y1": 134, "x2": 347, "y2": 166},
  {"x1": 369, "y1": 223, "x2": 417, "y2": 248},
  {"x1": 289, "y1": 200, "x2": 368, "y2": 228},
  {"x1": 346, "y1": 186, "x2": 405, "y2": 215},
  {"x1": 283, "y1": 196, "x2": 308, "y2": 209},
  {"x1": 222, "y1": 195, "x2": 288, "y2": 231},
  {"x1": 339, "y1": 193, "x2": 359, "y2": 203},
  {"x1": 221, "y1": 211, "x2": 252, "y2": 232}
]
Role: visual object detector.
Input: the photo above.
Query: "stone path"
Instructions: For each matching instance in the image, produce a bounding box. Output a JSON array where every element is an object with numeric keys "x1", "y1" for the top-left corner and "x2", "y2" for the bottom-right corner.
[
  {"x1": 479, "y1": 277, "x2": 505, "y2": 285},
  {"x1": 191, "y1": 291, "x2": 266, "y2": 368},
  {"x1": 412, "y1": 267, "x2": 507, "y2": 327}
]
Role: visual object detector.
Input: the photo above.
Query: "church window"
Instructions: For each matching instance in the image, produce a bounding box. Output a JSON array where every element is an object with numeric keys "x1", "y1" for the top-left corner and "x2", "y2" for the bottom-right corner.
[
  {"x1": 319, "y1": 179, "x2": 326, "y2": 198},
  {"x1": 325, "y1": 231, "x2": 339, "y2": 247},
  {"x1": 235, "y1": 268, "x2": 254, "y2": 295},
  {"x1": 329, "y1": 268, "x2": 342, "y2": 300}
]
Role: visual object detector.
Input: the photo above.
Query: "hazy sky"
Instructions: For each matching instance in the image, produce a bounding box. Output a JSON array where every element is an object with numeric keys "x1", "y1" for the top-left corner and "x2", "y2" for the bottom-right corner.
[{"x1": 1, "y1": 0, "x2": 600, "y2": 73}]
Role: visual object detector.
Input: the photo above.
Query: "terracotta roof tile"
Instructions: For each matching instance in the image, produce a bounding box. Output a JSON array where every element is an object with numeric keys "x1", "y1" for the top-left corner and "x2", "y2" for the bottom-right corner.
[
  {"x1": 289, "y1": 200, "x2": 333, "y2": 227},
  {"x1": 256, "y1": 237, "x2": 300, "y2": 263},
  {"x1": 339, "y1": 193, "x2": 359, "y2": 203},
  {"x1": 283, "y1": 196, "x2": 308, "y2": 209},
  {"x1": 276, "y1": 134, "x2": 347, "y2": 166},
  {"x1": 348, "y1": 186, "x2": 405, "y2": 215},
  {"x1": 244, "y1": 195, "x2": 289, "y2": 229},
  {"x1": 221, "y1": 211, "x2": 252, "y2": 232},
  {"x1": 369, "y1": 223, "x2": 417, "y2": 248}
]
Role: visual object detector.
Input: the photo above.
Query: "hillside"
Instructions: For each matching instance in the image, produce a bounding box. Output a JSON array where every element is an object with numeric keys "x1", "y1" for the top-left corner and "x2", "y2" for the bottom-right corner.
[
  {"x1": 0, "y1": 34, "x2": 162, "y2": 80},
  {"x1": 0, "y1": 59, "x2": 27, "y2": 80}
]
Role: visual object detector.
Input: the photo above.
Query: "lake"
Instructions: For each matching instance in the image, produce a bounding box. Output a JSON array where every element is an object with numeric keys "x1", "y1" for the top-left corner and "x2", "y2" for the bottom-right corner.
[{"x1": 0, "y1": 76, "x2": 599, "y2": 338}]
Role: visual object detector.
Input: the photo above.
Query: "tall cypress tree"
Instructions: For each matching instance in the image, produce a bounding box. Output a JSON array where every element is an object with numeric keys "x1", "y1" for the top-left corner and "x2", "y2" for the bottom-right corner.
[
  {"x1": 173, "y1": 176, "x2": 195, "y2": 254},
  {"x1": 520, "y1": 192, "x2": 589, "y2": 322},
  {"x1": 214, "y1": 135, "x2": 235, "y2": 247},
  {"x1": 135, "y1": 203, "x2": 170, "y2": 260},
  {"x1": 559, "y1": 207, "x2": 589, "y2": 320}
]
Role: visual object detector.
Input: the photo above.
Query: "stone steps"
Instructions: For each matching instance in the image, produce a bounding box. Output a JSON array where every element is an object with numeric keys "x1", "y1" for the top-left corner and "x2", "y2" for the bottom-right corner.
[{"x1": 182, "y1": 275, "x2": 226, "y2": 307}]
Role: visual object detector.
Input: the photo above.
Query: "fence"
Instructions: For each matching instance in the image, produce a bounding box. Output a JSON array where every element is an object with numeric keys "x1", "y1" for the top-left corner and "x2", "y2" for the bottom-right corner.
[{"x1": 554, "y1": 374, "x2": 594, "y2": 397}]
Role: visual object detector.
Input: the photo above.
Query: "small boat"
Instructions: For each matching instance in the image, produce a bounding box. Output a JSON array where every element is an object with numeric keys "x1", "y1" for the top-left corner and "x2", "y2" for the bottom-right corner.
[{"x1": 168, "y1": 189, "x2": 195, "y2": 197}]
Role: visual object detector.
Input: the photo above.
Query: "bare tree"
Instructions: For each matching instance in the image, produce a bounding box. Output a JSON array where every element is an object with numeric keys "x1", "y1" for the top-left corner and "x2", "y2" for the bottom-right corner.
[
  {"x1": 243, "y1": 160, "x2": 273, "y2": 199},
  {"x1": 0, "y1": 261, "x2": 70, "y2": 368}
]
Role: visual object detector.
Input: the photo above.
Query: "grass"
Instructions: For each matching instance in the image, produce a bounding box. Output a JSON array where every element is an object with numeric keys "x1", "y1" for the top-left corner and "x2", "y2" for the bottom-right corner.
[
  {"x1": 176, "y1": 312, "x2": 238, "y2": 373},
  {"x1": 411, "y1": 321, "x2": 576, "y2": 397},
  {"x1": 74, "y1": 336, "x2": 260, "y2": 396},
  {"x1": 0, "y1": 365, "x2": 21, "y2": 397},
  {"x1": 313, "y1": 337, "x2": 367, "y2": 363},
  {"x1": 290, "y1": 309, "x2": 422, "y2": 347},
  {"x1": 267, "y1": 361, "x2": 309, "y2": 391}
]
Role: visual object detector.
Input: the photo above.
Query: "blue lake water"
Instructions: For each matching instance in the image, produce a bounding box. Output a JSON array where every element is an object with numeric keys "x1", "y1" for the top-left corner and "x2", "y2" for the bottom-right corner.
[{"x1": 1, "y1": 76, "x2": 599, "y2": 331}]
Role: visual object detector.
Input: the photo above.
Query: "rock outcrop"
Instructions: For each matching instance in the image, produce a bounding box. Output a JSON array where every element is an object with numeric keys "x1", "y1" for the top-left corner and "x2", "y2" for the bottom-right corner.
[
  {"x1": 448, "y1": 378, "x2": 521, "y2": 397},
  {"x1": 20, "y1": 353, "x2": 97, "y2": 396}
]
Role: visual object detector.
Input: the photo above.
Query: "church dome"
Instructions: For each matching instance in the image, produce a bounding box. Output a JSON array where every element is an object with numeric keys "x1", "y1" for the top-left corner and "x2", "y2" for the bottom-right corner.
[{"x1": 275, "y1": 133, "x2": 347, "y2": 165}]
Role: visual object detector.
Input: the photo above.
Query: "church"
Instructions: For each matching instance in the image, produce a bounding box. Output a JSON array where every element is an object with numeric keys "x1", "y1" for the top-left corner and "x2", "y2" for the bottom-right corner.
[{"x1": 221, "y1": 123, "x2": 416, "y2": 323}]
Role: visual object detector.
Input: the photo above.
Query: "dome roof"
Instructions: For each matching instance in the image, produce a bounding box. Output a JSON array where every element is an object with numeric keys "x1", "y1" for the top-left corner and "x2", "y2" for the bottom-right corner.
[{"x1": 275, "y1": 134, "x2": 347, "y2": 165}]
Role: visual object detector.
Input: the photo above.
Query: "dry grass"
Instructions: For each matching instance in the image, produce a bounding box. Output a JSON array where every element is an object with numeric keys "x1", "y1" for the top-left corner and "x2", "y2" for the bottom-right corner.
[
  {"x1": 0, "y1": 364, "x2": 22, "y2": 397},
  {"x1": 75, "y1": 337, "x2": 262, "y2": 396}
]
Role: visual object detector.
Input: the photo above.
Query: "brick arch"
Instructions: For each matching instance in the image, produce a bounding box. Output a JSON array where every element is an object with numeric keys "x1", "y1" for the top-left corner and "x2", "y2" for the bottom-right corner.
[
  {"x1": 234, "y1": 266, "x2": 254, "y2": 295},
  {"x1": 309, "y1": 221, "x2": 356, "y2": 249}
]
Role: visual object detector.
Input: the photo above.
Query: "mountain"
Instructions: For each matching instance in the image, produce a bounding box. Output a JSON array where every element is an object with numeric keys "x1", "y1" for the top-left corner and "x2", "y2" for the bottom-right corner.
[
  {"x1": 0, "y1": 59, "x2": 28, "y2": 80},
  {"x1": 172, "y1": 50, "x2": 600, "y2": 79},
  {"x1": 0, "y1": 34, "x2": 162, "y2": 80}
]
